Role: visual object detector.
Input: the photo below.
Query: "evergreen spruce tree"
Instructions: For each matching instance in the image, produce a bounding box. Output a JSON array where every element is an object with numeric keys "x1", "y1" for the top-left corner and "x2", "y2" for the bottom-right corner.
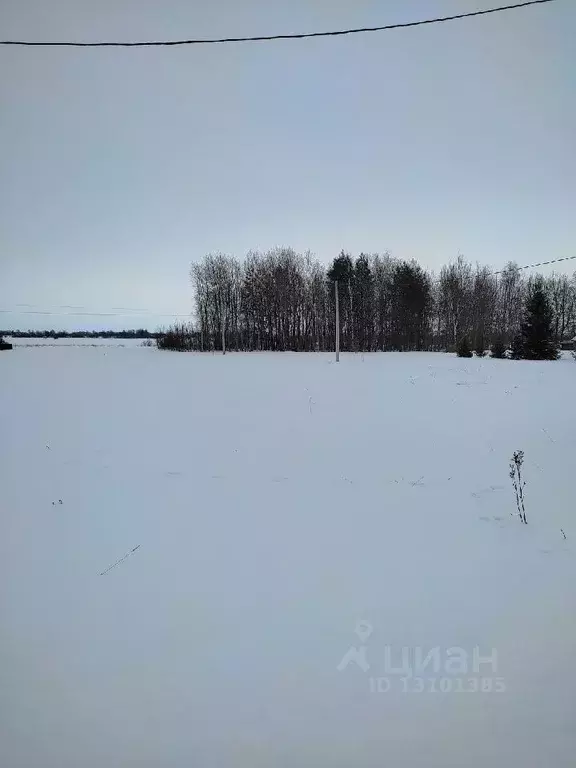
[
  {"x1": 456, "y1": 335, "x2": 473, "y2": 358},
  {"x1": 474, "y1": 335, "x2": 486, "y2": 357},
  {"x1": 327, "y1": 252, "x2": 355, "y2": 351},
  {"x1": 490, "y1": 336, "x2": 507, "y2": 359},
  {"x1": 390, "y1": 261, "x2": 432, "y2": 351},
  {"x1": 514, "y1": 279, "x2": 559, "y2": 360},
  {"x1": 352, "y1": 255, "x2": 374, "y2": 351},
  {"x1": 509, "y1": 332, "x2": 524, "y2": 360}
]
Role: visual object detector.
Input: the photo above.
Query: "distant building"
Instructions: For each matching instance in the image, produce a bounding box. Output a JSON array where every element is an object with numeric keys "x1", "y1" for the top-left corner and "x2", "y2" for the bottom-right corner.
[{"x1": 560, "y1": 337, "x2": 576, "y2": 351}]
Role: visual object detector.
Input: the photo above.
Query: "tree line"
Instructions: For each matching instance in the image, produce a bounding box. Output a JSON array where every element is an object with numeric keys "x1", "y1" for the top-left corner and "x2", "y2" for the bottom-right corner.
[
  {"x1": 2, "y1": 329, "x2": 155, "y2": 339},
  {"x1": 164, "y1": 249, "x2": 575, "y2": 353}
]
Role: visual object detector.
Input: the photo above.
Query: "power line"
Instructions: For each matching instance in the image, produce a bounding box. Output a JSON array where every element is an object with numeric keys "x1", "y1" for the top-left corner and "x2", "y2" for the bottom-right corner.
[
  {"x1": 0, "y1": 309, "x2": 189, "y2": 318},
  {"x1": 1, "y1": 255, "x2": 574, "y2": 319},
  {"x1": 99, "y1": 545, "x2": 141, "y2": 577},
  {"x1": 429, "y1": 254, "x2": 576, "y2": 287},
  {"x1": 491, "y1": 254, "x2": 576, "y2": 276},
  {"x1": 427, "y1": 255, "x2": 576, "y2": 285},
  {"x1": 0, "y1": 1, "x2": 557, "y2": 48}
]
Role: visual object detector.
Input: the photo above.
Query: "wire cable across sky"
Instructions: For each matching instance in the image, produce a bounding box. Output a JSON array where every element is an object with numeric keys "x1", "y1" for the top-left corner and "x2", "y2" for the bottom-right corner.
[
  {"x1": 1, "y1": 255, "x2": 574, "y2": 319},
  {"x1": 0, "y1": 0, "x2": 558, "y2": 48}
]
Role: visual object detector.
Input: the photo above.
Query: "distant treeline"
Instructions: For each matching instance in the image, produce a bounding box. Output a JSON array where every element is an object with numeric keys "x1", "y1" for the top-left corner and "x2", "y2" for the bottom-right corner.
[
  {"x1": 160, "y1": 249, "x2": 575, "y2": 352},
  {"x1": 2, "y1": 329, "x2": 157, "y2": 339}
]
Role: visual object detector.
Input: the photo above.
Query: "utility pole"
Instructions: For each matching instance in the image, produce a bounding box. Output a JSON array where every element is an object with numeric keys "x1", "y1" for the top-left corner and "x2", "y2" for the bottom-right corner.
[
  {"x1": 335, "y1": 280, "x2": 340, "y2": 363},
  {"x1": 222, "y1": 310, "x2": 226, "y2": 355}
]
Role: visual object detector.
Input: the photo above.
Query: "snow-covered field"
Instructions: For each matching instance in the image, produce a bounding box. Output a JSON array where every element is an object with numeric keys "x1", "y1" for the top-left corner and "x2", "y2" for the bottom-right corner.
[
  {"x1": 5, "y1": 337, "x2": 146, "y2": 348},
  {"x1": 1, "y1": 346, "x2": 575, "y2": 767}
]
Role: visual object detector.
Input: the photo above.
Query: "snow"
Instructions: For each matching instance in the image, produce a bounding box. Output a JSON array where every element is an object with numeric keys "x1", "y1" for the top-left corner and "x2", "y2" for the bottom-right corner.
[
  {"x1": 1, "y1": 347, "x2": 575, "y2": 767},
  {"x1": 5, "y1": 336, "x2": 146, "y2": 348}
]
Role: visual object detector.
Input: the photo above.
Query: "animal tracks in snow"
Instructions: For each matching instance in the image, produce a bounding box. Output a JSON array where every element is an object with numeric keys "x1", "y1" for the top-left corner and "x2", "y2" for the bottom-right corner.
[{"x1": 471, "y1": 485, "x2": 505, "y2": 500}]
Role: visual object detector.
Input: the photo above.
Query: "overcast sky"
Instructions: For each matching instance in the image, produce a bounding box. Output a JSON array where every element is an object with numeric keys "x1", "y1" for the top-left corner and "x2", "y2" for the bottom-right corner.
[{"x1": 1, "y1": 0, "x2": 574, "y2": 331}]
